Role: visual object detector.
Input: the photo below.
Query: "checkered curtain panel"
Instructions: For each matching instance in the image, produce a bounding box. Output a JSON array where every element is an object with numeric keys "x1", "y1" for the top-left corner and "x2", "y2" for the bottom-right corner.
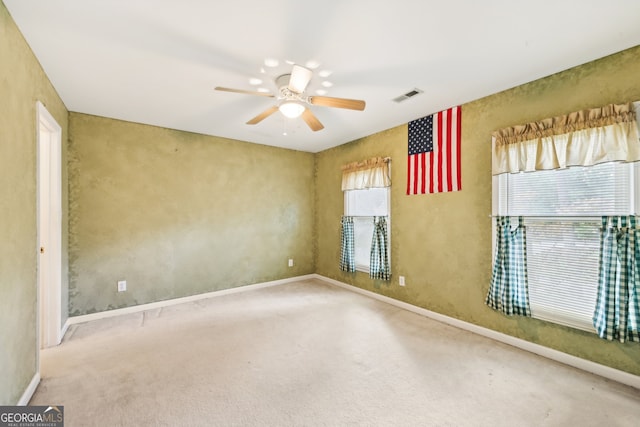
[
  {"x1": 370, "y1": 216, "x2": 390, "y2": 281},
  {"x1": 486, "y1": 216, "x2": 532, "y2": 316},
  {"x1": 593, "y1": 216, "x2": 640, "y2": 343},
  {"x1": 340, "y1": 216, "x2": 356, "y2": 272}
]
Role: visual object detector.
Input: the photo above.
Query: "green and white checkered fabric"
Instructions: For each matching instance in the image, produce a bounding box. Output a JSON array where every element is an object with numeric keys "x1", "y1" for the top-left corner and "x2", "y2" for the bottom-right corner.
[
  {"x1": 486, "y1": 216, "x2": 531, "y2": 316},
  {"x1": 593, "y1": 216, "x2": 640, "y2": 343},
  {"x1": 370, "y1": 216, "x2": 390, "y2": 281},
  {"x1": 340, "y1": 216, "x2": 356, "y2": 272}
]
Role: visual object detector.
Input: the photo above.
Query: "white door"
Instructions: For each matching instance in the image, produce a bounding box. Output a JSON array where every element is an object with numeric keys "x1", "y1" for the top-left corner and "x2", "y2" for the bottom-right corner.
[{"x1": 37, "y1": 101, "x2": 62, "y2": 349}]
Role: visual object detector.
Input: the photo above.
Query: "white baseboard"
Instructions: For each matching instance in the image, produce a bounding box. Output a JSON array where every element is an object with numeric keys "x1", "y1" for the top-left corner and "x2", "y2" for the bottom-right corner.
[
  {"x1": 61, "y1": 317, "x2": 70, "y2": 341},
  {"x1": 314, "y1": 274, "x2": 640, "y2": 390},
  {"x1": 66, "y1": 275, "x2": 316, "y2": 327},
  {"x1": 17, "y1": 372, "x2": 40, "y2": 405}
]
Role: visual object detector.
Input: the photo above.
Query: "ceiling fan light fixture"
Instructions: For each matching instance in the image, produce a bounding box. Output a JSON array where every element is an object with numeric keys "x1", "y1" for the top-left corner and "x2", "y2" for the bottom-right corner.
[{"x1": 279, "y1": 101, "x2": 305, "y2": 118}]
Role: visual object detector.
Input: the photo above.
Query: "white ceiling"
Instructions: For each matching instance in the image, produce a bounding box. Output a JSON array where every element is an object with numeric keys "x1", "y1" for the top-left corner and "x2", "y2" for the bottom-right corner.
[{"x1": 5, "y1": 0, "x2": 640, "y2": 153}]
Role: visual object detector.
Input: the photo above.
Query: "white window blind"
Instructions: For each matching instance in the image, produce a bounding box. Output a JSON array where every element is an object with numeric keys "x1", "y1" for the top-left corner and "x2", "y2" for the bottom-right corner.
[
  {"x1": 353, "y1": 217, "x2": 374, "y2": 269},
  {"x1": 525, "y1": 219, "x2": 601, "y2": 330},
  {"x1": 495, "y1": 162, "x2": 639, "y2": 331},
  {"x1": 345, "y1": 187, "x2": 389, "y2": 216},
  {"x1": 498, "y1": 163, "x2": 633, "y2": 217}
]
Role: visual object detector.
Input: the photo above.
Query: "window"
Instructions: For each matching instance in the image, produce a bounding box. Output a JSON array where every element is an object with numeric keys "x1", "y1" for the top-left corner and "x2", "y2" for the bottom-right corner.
[
  {"x1": 340, "y1": 157, "x2": 391, "y2": 278},
  {"x1": 493, "y1": 161, "x2": 640, "y2": 331},
  {"x1": 344, "y1": 187, "x2": 390, "y2": 272}
]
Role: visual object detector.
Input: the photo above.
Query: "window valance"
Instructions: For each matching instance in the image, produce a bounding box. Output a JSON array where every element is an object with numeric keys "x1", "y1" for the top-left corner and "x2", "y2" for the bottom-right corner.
[
  {"x1": 492, "y1": 102, "x2": 640, "y2": 175},
  {"x1": 341, "y1": 157, "x2": 391, "y2": 191}
]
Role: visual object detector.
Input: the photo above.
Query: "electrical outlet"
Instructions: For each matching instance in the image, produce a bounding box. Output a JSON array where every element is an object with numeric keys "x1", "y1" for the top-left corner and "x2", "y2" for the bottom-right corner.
[
  {"x1": 288, "y1": 259, "x2": 294, "y2": 267},
  {"x1": 117, "y1": 280, "x2": 127, "y2": 292},
  {"x1": 399, "y1": 276, "x2": 406, "y2": 286}
]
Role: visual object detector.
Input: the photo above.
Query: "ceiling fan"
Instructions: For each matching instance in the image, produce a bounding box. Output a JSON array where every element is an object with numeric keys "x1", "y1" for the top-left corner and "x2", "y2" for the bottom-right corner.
[{"x1": 215, "y1": 64, "x2": 366, "y2": 132}]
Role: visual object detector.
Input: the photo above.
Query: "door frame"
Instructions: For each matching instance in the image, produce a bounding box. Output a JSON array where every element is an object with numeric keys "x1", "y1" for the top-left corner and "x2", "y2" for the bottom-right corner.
[{"x1": 36, "y1": 101, "x2": 62, "y2": 351}]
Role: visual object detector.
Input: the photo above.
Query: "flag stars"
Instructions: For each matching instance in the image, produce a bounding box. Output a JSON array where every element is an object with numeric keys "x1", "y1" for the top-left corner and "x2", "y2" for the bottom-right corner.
[{"x1": 408, "y1": 115, "x2": 434, "y2": 155}]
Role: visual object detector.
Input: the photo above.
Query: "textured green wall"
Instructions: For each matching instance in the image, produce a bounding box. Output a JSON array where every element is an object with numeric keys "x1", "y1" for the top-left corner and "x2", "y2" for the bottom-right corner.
[
  {"x1": 68, "y1": 114, "x2": 315, "y2": 315},
  {"x1": 0, "y1": 1, "x2": 69, "y2": 404},
  {"x1": 315, "y1": 45, "x2": 640, "y2": 375}
]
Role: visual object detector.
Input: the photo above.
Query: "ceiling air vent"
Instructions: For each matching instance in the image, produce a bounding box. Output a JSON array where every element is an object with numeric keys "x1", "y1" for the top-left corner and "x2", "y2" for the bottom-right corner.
[{"x1": 392, "y1": 88, "x2": 423, "y2": 103}]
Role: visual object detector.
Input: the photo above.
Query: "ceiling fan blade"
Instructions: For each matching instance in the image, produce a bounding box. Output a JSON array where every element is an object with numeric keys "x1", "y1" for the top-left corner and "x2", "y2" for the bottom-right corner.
[
  {"x1": 246, "y1": 106, "x2": 279, "y2": 125},
  {"x1": 215, "y1": 87, "x2": 274, "y2": 98},
  {"x1": 288, "y1": 65, "x2": 313, "y2": 93},
  {"x1": 301, "y1": 108, "x2": 324, "y2": 132},
  {"x1": 309, "y1": 96, "x2": 366, "y2": 111}
]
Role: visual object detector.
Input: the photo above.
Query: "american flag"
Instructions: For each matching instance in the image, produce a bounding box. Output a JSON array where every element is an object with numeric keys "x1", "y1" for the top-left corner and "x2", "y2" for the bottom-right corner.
[{"x1": 407, "y1": 106, "x2": 461, "y2": 195}]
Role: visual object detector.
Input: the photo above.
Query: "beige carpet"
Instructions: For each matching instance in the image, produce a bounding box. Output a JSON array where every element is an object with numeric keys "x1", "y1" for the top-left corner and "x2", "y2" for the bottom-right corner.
[{"x1": 31, "y1": 278, "x2": 640, "y2": 426}]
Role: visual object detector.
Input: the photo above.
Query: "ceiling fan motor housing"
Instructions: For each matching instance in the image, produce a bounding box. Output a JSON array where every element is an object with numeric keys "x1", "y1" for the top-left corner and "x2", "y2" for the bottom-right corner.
[
  {"x1": 276, "y1": 73, "x2": 304, "y2": 102},
  {"x1": 275, "y1": 74, "x2": 292, "y2": 91}
]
